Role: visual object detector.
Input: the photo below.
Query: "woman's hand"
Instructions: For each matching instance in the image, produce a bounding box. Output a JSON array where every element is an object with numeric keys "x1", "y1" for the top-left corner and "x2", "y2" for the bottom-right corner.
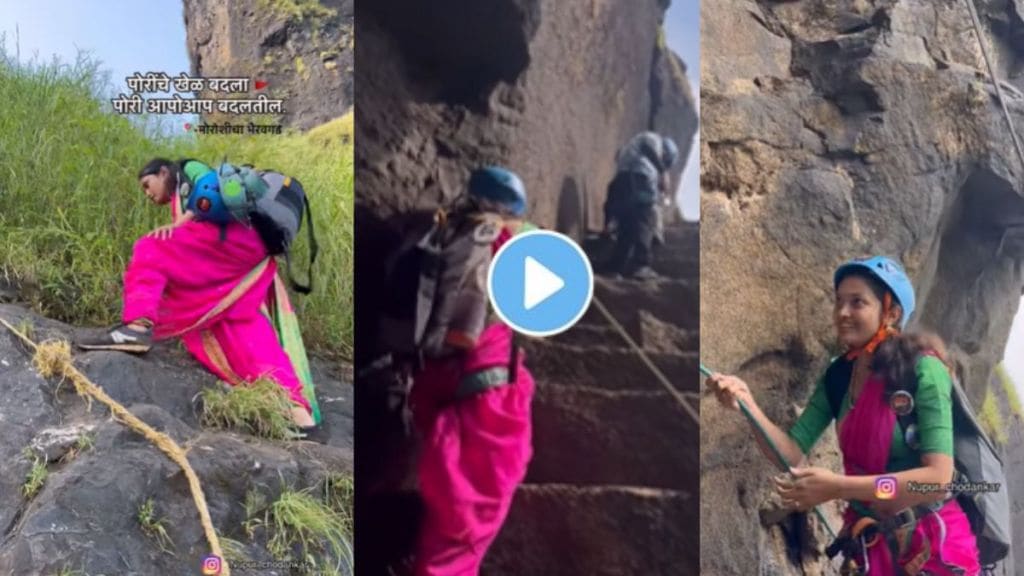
[
  {"x1": 775, "y1": 467, "x2": 844, "y2": 511},
  {"x1": 147, "y1": 224, "x2": 177, "y2": 240},
  {"x1": 705, "y1": 373, "x2": 756, "y2": 412}
]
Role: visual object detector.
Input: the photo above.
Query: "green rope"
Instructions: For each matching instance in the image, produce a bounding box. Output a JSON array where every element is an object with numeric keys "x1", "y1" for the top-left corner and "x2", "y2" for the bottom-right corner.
[{"x1": 701, "y1": 363, "x2": 838, "y2": 539}]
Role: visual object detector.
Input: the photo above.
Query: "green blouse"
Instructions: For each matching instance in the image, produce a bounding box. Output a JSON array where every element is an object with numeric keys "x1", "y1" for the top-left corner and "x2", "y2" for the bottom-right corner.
[{"x1": 787, "y1": 355, "x2": 954, "y2": 472}]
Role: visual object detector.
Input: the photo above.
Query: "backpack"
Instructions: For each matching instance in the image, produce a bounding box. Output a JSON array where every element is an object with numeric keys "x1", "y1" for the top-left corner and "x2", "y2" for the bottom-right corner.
[
  {"x1": 824, "y1": 355, "x2": 1011, "y2": 568},
  {"x1": 177, "y1": 159, "x2": 318, "y2": 294},
  {"x1": 376, "y1": 208, "x2": 503, "y2": 361}
]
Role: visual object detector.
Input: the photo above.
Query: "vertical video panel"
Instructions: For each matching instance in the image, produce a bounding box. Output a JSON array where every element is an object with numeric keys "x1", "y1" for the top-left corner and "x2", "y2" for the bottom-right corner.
[
  {"x1": 0, "y1": 2, "x2": 353, "y2": 574},
  {"x1": 354, "y1": 1, "x2": 700, "y2": 574},
  {"x1": 702, "y1": 1, "x2": 1022, "y2": 575}
]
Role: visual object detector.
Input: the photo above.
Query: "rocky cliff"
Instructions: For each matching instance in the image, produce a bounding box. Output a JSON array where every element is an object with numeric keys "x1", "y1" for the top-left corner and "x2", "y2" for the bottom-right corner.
[
  {"x1": 702, "y1": 0, "x2": 1024, "y2": 573},
  {"x1": 353, "y1": 0, "x2": 698, "y2": 574},
  {"x1": 0, "y1": 304, "x2": 353, "y2": 575},
  {"x1": 183, "y1": 0, "x2": 354, "y2": 130}
]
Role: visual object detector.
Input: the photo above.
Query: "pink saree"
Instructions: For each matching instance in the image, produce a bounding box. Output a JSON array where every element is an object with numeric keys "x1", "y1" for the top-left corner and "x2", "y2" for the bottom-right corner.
[
  {"x1": 837, "y1": 374, "x2": 979, "y2": 575},
  {"x1": 409, "y1": 226, "x2": 535, "y2": 576},
  {"x1": 120, "y1": 195, "x2": 317, "y2": 416}
]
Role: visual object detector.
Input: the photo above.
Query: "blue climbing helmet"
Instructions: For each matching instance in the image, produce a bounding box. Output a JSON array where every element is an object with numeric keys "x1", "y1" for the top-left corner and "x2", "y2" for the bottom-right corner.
[
  {"x1": 186, "y1": 169, "x2": 233, "y2": 224},
  {"x1": 468, "y1": 166, "x2": 527, "y2": 216},
  {"x1": 662, "y1": 137, "x2": 679, "y2": 169},
  {"x1": 834, "y1": 256, "x2": 916, "y2": 329}
]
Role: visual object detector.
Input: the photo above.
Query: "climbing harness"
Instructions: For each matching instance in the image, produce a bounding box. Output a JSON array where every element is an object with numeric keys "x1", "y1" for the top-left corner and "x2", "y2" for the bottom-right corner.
[
  {"x1": 699, "y1": 363, "x2": 838, "y2": 539},
  {"x1": 0, "y1": 317, "x2": 231, "y2": 576}
]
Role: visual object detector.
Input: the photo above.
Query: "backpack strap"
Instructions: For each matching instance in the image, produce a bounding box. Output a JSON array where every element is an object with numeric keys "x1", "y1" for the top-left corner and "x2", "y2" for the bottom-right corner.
[
  {"x1": 413, "y1": 210, "x2": 448, "y2": 348},
  {"x1": 825, "y1": 356, "x2": 855, "y2": 419},
  {"x1": 285, "y1": 191, "x2": 318, "y2": 295}
]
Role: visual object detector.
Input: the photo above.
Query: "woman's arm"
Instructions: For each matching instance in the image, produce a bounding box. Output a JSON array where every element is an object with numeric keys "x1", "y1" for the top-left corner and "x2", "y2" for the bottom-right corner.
[
  {"x1": 706, "y1": 374, "x2": 810, "y2": 469},
  {"x1": 839, "y1": 453, "x2": 955, "y2": 510},
  {"x1": 742, "y1": 398, "x2": 808, "y2": 470},
  {"x1": 174, "y1": 209, "x2": 196, "y2": 226}
]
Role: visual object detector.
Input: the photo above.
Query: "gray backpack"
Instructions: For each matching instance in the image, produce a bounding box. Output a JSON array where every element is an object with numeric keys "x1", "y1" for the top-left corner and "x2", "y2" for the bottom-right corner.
[
  {"x1": 250, "y1": 172, "x2": 318, "y2": 294},
  {"x1": 376, "y1": 210, "x2": 501, "y2": 360}
]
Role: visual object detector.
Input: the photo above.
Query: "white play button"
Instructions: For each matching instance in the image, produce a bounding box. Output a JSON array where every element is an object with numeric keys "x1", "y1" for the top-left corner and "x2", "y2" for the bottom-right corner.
[{"x1": 523, "y1": 256, "x2": 565, "y2": 310}]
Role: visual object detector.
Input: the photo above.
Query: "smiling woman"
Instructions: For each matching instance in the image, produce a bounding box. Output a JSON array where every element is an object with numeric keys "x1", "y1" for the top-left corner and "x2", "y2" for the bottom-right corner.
[{"x1": 706, "y1": 257, "x2": 982, "y2": 575}]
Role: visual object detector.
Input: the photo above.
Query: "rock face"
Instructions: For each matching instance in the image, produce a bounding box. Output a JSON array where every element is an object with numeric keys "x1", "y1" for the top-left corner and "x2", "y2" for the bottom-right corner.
[
  {"x1": 183, "y1": 0, "x2": 354, "y2": 130},
  {"x1": 354, "y1": 0, "x2": 697, "y2": 228},
  {"x1": 354, "y1": 0, "x2": 698, "y2": 574},
  {"x1": 702, "y1": 0, "x2": 1024, "y2": 573},
  {"x1": 0, "y1": 305, "x2": 352, "y2": 575}
]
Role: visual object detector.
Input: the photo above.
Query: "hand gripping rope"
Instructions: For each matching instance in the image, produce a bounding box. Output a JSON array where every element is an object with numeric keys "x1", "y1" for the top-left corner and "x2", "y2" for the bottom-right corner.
[{"x1": 700, "y1": 362, "x2": 837, "y2": 540}]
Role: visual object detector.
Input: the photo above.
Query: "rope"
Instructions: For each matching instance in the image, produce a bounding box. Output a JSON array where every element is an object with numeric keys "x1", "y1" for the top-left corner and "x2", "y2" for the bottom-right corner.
[
  {"x1": 699, "y1": 362, "x2": 838, "y2": 540},
  {"x1": 590, "y1": 295, "x2": 699, "y2": 424},
  {"x1": 0, "y1": 317, "x2": 229, "y2": 575},
  {"x1": 964, "y1": 0, "x2": 1024, "y2": 189}
]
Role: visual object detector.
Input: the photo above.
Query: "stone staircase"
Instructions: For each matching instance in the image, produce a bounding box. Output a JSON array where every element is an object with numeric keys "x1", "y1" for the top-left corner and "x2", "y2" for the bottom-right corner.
[{"x1": 483, "y1": 221, "x2": 701, "y2": 575}]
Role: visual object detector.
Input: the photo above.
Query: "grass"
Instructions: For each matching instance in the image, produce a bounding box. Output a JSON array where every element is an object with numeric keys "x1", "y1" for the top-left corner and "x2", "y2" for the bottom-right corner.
[
  {"x1": 243, "y1": 486, "x2": 352, "y2": 575},
  {"x1": 259, "y1": 0, "x2": 337, "y2": 23},
  {"x1": 994, "y1": 363, "x2": 1023, "y2": 419},
  {"x1": 294, "y1": 56, "x2": 309, "y2": 80},
  {"x1": 199, "y1": 378, "x2": 299, "y2": 440},
  {"x1": 14, "y1": 318, "x2": 34, "y2": 341},
  {"x1": 220, "y1": 536, "x2": 253, "y2": 565},
  {"x1": 979, "y1": 386, "x2": 1009, "y2": 445},
  {"x1": 55, "y1": 565, "x2": 87, "y2": 576},
  {"x1": 22, "y1": 450, "x2": 48, "y2": 499},
  {"x1": 323, "y1": 473, "x2": 353, "y2": 535},
  {"x1": 60, "y1": 432, "x2": 95, "y2": 464},
  {"x1": 0, "y1": 47, "x2": 352, "y2": 358},
  {"x1": 137, "y1": 498, "x2": 175, "y2": 555}
]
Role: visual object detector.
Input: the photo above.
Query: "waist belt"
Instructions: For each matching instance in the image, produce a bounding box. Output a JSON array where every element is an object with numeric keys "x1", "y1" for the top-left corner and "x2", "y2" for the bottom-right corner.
[
  {"x1": 455, "y1": 366, "x2": 511, "y2": 399},
  {"x1": 827, "y1": 499, "x2": 948, "y2": 575}
]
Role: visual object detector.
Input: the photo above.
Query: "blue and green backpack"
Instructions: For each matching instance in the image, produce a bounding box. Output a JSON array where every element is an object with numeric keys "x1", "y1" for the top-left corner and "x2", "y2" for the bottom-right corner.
[{"x1": 177, "y1": 159, "x2": 318, "y2": 294}]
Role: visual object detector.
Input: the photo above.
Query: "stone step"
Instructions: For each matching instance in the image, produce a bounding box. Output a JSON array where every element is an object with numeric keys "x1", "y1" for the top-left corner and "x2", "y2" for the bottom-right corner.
[
  {"x1": 582, "y1": 276, "x2": 699, "y2": 333},
  {"x1": 551, "y1": 323, "x2": 698, "y2": 352},
  {"x1": 582, "y1": 233, "x2": 699, "y2": 281},
  {"x1": 483, "y1": 484, "x2": 698, "y2": 576},
  {"x1": 522, "y1": 341, "x2": 699, "y2": 393},
  {"x1": 526, "y1": 387, "x2": 699, "y2": 490}
]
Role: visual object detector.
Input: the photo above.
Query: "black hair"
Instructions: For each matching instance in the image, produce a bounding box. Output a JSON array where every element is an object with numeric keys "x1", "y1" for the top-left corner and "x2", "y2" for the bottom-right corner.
[
  {"x1": 138, "y1": 158, "x2": 176, "y2": 179},
  {"x1": 836, "y1": 268, "x2": 888, "y2": 303},
  {"x1": 872, "y1": 331, "x2": 953, "y2": 397}
]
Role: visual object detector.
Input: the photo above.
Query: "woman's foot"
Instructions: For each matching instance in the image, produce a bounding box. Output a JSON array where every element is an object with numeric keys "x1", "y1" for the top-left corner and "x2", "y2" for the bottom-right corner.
[
  {"x1": 291, "y1": 405, "x2": 316, "y2": 429},
  {"x1": 76, "y1": 322, "x2": 153, "y2": 353}
]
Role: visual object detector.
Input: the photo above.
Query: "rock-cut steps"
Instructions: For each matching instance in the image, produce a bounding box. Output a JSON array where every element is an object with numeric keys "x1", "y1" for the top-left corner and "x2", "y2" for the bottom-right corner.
[{"x1": 483, "y1": 221, "x2": 701, "y2": 575}]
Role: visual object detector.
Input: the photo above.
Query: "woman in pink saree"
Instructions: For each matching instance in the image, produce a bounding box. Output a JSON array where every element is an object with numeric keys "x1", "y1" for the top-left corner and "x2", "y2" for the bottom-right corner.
[
  {"x1": 705, "y1": 256, "x2": 980, "y2": 575},
  {"x1": 77, "y1": 158, "x2": 317, "y2": 430},
  {"x1": 408, "y1": 167, "x2": 536, "y2": 576}
]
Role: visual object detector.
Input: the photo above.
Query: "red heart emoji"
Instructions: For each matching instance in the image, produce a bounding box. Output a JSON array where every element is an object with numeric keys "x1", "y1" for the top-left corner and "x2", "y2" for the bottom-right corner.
[
  {"x1": 254, "y1": 79, "x2": 268, "y2": 90},
  {"x1": 184, "y1": 123, "x2": 192, "y2": 131}
]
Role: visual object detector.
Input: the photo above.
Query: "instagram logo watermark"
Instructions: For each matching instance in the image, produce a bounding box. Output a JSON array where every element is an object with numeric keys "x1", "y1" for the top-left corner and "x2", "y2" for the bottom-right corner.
[
  {"x1": 875, "y1": 476, "x2": 898, "y2": 500},
  {"x1": 201, "y1": 554, "x2": 222, "y2": 575}
]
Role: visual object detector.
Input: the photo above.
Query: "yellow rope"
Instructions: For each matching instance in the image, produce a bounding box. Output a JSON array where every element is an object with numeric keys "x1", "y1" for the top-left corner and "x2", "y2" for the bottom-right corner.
[{"x1": 0, "y1": 318, "x2": 230, "y2": 575}]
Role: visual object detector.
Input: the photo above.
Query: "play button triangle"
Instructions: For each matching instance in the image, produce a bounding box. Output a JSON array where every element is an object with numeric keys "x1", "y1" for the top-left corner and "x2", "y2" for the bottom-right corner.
[{"x1": 523, "y1": 256, "x2": 565, "y2": 310}]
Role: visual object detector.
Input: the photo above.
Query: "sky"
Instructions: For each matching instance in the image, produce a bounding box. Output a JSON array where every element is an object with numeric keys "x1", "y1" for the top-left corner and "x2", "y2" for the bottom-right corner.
[
  {"x1": 0, "y1": 0, "x2": 193, "y2": 131},
  {"x1": 664, "y1": 0, "x2": 700, "y2": 221}
]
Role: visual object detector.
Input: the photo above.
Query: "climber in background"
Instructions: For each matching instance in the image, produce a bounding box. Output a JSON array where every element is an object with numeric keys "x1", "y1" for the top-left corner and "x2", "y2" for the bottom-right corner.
[
  {"x1": 705, "y1": 257, "x2": 981, "y2": 575},
  {"x1": 76, "y1": 158, "x2": 320, "y2": 431},
  {"x1": 378, "y1": 167, "x2": 537, "y2": 575},
  {"x1": 603, "y1": 131, "x2": 678, "y2": 280}
]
